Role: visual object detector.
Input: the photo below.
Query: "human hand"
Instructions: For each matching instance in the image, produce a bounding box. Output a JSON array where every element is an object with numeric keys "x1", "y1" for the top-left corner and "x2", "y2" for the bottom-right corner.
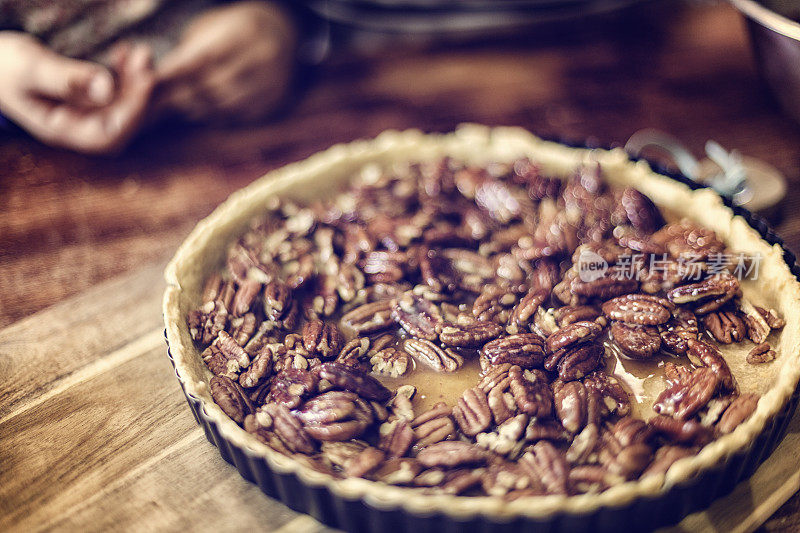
[
  {"x1": 0, "y1": 32, "x2": 155, "y2": 154},
  {"x1": 153, "y1": 1, "x2": 296, "y2": 124}
]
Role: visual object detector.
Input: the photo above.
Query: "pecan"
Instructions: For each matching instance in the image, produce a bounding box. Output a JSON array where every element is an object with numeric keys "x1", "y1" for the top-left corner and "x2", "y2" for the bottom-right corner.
[
  {"x1": 698, "y1": 395, "x2": 734, "y2": 427},
  {"x1": 336, "y1": 262, "x2": 366, "y2": 303},
  {"x1": 548, "y1": 342, "x2": 604, "y2": 381},
  {"x1": 340, "y1": 300, "x2": 395, "y2": 335},
  {"x1": 569, "y1": 464, "x2": 624, "y2": 494},
  {"x1": 653, "y1": 367, "x2": 720, "y2": 420},
  {"x1": 755, "y1": 306, "x2": 785, "y2": 329},
  {"x1": 638, "y1": 261, "x2": 685, "y2": 294},
  {"x1": 359, "y1": 251, "x2": 407, "y2": 283},
  {"x1": 525, "y1": 419, "x2": 571, "y2": 443},
  {"x1": 554, "y1": 380, "x2": 591, "y2": 434},
  {"x1": 483, "y1": 365, "x2": 552, "y2": 423},
  {"x1": 717, "y1": 393, "x2": 759, "y2": 434},
  {"x1": 302, "y1": 319, "x2": 344, "y2": 359},
  {"x1": 344, "y1": 447, "x2": 385, "y2": 478},
  {"x1": 417, "y1": 441, "x2": 489, "y2": 468},
  {"x1": 598, "y1": 438, "x2": 652, "y2": 480},
  {"x1": 531, "y1": 307, "x2": 560, "y2": 339},
  {"x1": 686, "y1": 339, "x2": 736, "y2": 391},
  {"x1": 601, "y1": 294, "x2": 672, "y2": 325},
  {"x1": 481, "y1": 333, "x2": 547, "y2": 369},
  {"x1": 263, "y1": 402, "x2": 316, "y2": 454},
  {"x1": 660, "y1": 308, "x2": 699, "y2": 356},
  {"x1": 739, "y1": 299, "x2": 775, "y2": 344},
  {"x1": 238, "y1": 345, "x2": 273, "y2": 389},
  {"x1": 370, "y1": 400, "x2": 389, "y2": 422},
  {"x1": 273, "y1": 340, "x2": 319, "y2": 373},
  {"x1": 284, "y1": 254, "x2": 315, "y2": 291},
  {"x1": 263, "y1": 280, "x2": 296, "y2": 325},
  {"x1": 243, "y1": 320, "x2": 280, "y2": 356},
  {"x1": 472, "y1": 284, "x2": 518, "y2": 324},
  {"x1": 663, "y1": 362, "x2": 692, "y2": 384},
  {"x1": 610, "y1": 322, "x2": 661, "y2": 360},
  {"x1": 268, "y1": 368, "x2": 319, "y2": 409},
  {"x1": 229, "y1": 313, "x2": 258, "y2": 346},
  {"x1": 453, "y1": 387, "x2": 493, "y2": 436},
  {"x1": 509, "y1": 367, "x2": 553, "y2": 418},
  {"x1": 572, "y1": 240, "x2": 629, "y2": 266},
  {"x1": 509, "y1": 288, "x2": 548, "y2": 331},
  {"x1": 478, "y1": 363, "x2": 514, "y2": 393},
  {"x1": 200, "y1": 272, "x2": 226, "y2": 304},
  {"x1": 520, "y1": 441, "x2": 569, "y2": 495},
  {"x1": 566, "y1": 424, "x2": 600, "y2": 464},
  {"x1": 473, "y1": 177, "x2": 529, "y2": 223},
  {"x1": 412, "y1": 403, "x2": 457, "y2": 447},
  {"x1": 439, "y1": 321, "x2": 503, "y2": 348},
  {"x1": 370, "y1": 347, "x2": 411, "y2": 377},
  {"x1": 545, "y1": 321, "x2": 603, "y2": 354},
  {"x1": 596, "y1": 418, "x2": 654, "y2": 479},
  {"x1": 249, "y1": 382, "x2": 271, "y2": 405},
  {"x1": 702, "y1": 310, "x2": 747, "y2": 344},
  {"x1": 619, "y1": 187, "x2": 664, "y2": 233},
  {"x1": 372, "y1": 458, "x2": 423, "y2": 485},
  {"x1": 747, "y1": 342, "x2": 776, "y2": 364},
  {"x1": 389, "y1": 384, "x2": 416, "y2": 420},
  {"x1": 583, "y1": 371, "x2": 631, "y2": 417},
  {"x1": 392, "y1": 291, "x2": 444, "y2": 341},
  {"x1": 317, "y1": 362, "x2": 392, "y2": 402},
  {"x1": 378, "y1": 418, "x2": 415, "y2": 458},
  {"x1": 310, "y1": 271, "x2": 339, "y2": 318},
  {"x1": 441, "y1": 469, "x2": 485, "y2": 495},
  {"x1": 642, "y1": 446, "x2": 695, "y2": 478},
  {"x1": 481, "y1": 461, "x2": 540, "y2": 496},
  {"x1": 554, "y1": 305, "x2": 602, "y2": 327},
  {"x1": 612, "y1": 225, "x2": 663, "y2": 255},
  {"x1": 335, "y1": 337, "x2": 371, "y2": 369},
  {"x1": 201, "y1": 330, "x2": 251, "y2": 379},
  {"x1": 475, "y1": 414, "x2": 529, "y2": 456},
  {"x1": 297, "y1": 391, "x2": 373, "y2": 441},
  {"x1": 209, "y1": 376, "x2": 253, "y2": 424},
  {"x1": 485, "y1": 378, "x2": 517, "y2": 426},
  {"x1": 648, "y1": 415, "x2": 712, "y2": 446},
  {"x1": 666, "y1": 273, "x2": 740, "y2": 314},
  {"x1": 231, "y1": 278, "x2": 263, "y2": 317},
  {"x1": 189, "y1": 300, "x2": 229, "y2": 345},
  {"x1": 653, "y1": 219, "x2": 725, "y2": 261},
  {"x1": 512, "y1": 158, "x2": 561, "y2": 199},
  {"x1": 610, "y1": 417, "x2": 653, "y2": 447},
  {"x1": 403, "y1": 338, "x2": 463, "y2": 372},
  {"x1": 568, "y1": 266, "x2": 639, "y2": 302},
  {"x1": 243, "y1": 411, "x2": 279, "y2": 447},
  {"x1": 420, "y1": 248, "x2": 495, "y2": 294}
]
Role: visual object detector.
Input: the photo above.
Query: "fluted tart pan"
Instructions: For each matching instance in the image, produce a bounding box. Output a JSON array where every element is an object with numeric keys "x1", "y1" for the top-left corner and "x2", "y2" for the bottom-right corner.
[{"x1": 163, "y1": 125, "x2": 800, "y2": 532}]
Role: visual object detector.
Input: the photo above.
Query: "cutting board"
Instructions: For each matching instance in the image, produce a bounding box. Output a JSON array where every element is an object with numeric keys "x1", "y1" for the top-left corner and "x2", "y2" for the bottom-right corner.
[{"x1": 1, "y1": 260, "x2": 798, "y2": 532}]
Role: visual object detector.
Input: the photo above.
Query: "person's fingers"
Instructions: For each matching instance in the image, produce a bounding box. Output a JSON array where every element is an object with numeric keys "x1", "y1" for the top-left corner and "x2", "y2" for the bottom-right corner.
[
  {"x1": 26, "y1": 46, "x2": 115, "y2": 107},
  {"x1": 107, "y1": 41, "x2": 132, "y2": 72},
  {"x1": 20, "y1": 44, "x2": 155, "y2": 154},
  {"x1": 156, "y1": 25, "x2": 237, "y2": 84},
  {"x1": 89, "y1": 43, "x2": 155, "y2": 153}
]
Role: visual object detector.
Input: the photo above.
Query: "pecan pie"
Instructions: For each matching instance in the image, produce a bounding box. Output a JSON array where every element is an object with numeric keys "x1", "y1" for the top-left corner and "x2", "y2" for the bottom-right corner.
[{"x1": 164, "y1": 126, "x2": 800, "y2": 524}]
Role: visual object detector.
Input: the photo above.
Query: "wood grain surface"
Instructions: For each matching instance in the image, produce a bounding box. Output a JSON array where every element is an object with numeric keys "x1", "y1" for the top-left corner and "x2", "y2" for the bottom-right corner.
[
  {"x1": 1, "y1": 260, "x2": 800, "y2": 533},
  {"x1": 2, "y1": 1, "x2": 800, "y2": 530}
]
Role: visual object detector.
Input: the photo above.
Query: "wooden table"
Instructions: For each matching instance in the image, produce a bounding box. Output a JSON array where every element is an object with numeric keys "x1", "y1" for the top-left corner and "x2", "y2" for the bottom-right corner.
[{"x1": 2, "y1": 2, "x2": 800, "y2": 531}]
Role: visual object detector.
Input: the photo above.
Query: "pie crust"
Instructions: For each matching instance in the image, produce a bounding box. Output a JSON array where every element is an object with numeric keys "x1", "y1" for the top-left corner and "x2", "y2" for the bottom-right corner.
[{"x1": 163, "y1": 124, "x2": 800, "y2": 520}]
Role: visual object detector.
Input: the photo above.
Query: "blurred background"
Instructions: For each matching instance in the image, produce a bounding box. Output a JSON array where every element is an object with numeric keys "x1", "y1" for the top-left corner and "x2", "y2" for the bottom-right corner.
[
  {"x1": 3, "y1": 1, "x2": 800, "y2": 530},
  {"x1": 4, "y1": 0, "x2": 800, "y2": 316},
  {"x1": 6, "y1": 0, "x2": 800, "y2": 320}
]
